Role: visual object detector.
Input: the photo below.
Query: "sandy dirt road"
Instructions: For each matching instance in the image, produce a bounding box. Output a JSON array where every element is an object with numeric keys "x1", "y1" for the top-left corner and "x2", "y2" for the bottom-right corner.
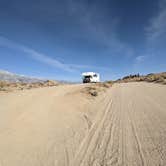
[{"x1": 0, "y1": 82, "x2": 166, "y2": 166}]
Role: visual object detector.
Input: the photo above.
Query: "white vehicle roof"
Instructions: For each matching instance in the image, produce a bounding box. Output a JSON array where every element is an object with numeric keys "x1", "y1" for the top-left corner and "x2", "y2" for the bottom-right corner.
[{"x1": 82, "y1": 72, "x2": 99, "y2": 76}]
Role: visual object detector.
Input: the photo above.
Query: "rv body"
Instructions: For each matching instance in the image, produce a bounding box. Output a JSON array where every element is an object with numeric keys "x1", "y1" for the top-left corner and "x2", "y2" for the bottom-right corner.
[{"x1": 82, "y1": 72, "x2": 100, "y2": 83}]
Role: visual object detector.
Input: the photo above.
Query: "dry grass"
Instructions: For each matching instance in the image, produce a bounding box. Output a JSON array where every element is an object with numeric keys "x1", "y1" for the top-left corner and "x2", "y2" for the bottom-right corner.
[
  {"x1": 0, "y1": 81, "x2": 10, "y2": 91},
  {"x1": 81, "y1": 83, "x2": 111, "y2": 97},
  {"x1": 113, "y1": 72, "x2": 166, "y2": 85},
  {"x1": 0, "y1": 80, "x2": 59, "y2": 92}
]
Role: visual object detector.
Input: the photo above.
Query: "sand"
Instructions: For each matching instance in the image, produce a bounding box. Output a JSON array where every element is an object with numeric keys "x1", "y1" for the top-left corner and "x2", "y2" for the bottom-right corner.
[{"x1": 0, "y1": 82, "x2": 166, "y2": 166}]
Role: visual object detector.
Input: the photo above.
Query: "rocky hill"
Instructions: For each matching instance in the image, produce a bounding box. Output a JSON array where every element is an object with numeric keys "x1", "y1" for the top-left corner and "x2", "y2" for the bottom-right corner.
[
  {"x1": 114, "y1": 72, "x2": 166, "y2": 84},
  {"x1": 0, "y1": 70, "x2": 59, "y2": 92},
  {"x1": 0, "y1": 70, "x2": 45, "y2": 83}
]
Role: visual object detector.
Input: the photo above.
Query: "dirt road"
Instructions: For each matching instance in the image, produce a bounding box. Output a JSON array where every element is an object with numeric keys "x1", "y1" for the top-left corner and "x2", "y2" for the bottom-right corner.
[{"x1": 0, "y1": 82, "x2": 166, "y2": 166}]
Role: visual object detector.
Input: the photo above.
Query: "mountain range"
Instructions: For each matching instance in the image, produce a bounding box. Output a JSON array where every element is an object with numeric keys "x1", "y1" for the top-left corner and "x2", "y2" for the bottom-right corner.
[{"x1": 0, "y1": 70, "x2": 45, "y2": 83}]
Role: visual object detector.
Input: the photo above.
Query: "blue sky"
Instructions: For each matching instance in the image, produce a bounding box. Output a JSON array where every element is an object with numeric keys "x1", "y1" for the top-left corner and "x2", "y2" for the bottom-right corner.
[{"x1": 0, "y1": 0, "x2": 166, "y2": 81}]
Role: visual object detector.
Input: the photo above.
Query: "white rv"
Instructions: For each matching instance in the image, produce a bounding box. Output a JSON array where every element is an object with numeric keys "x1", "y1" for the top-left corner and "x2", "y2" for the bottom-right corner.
[{"x1": 82, "y1": 72, "x2": 100, "y2": 83}]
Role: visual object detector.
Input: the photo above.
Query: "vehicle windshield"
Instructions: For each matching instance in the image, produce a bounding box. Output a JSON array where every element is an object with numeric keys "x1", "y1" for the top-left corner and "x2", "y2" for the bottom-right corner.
[{"x1": 83, "y1": 75, "x2": 92, "y2": 79}]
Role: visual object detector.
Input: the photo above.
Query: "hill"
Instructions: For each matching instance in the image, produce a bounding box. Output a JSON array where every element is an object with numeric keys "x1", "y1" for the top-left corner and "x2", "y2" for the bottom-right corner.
[
  {"x1": 0, "y1": 70, "x2": 59, "y2": 91},
  {"x1": 0, "y1": 70, "x2": 45, "y2": 83},
  {"x1": 111, "y1": 72, "x2": 166, "y2": 84}
]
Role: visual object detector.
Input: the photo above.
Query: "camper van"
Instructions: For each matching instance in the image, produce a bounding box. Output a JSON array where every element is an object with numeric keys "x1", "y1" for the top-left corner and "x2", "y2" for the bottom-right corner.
[{"x1": 82, "y1": 72, "x2": 100, "y2": 83}]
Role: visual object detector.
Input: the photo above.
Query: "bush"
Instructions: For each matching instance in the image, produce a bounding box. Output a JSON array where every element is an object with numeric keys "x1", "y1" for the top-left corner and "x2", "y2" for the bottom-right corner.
[{"x1": 90, "y1": 91, "x2": 98, "y2": 96}]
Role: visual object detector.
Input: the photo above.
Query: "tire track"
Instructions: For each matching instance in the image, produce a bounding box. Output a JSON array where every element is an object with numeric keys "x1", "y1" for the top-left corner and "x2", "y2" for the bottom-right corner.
[
  {"x1": 126, "y1": 84, "x2": 166, "y2": 165},
  {"x1": 131, "y1": 91, "x2": 166, "y2": 164},
  {"x1": 128, "y1": 101, "x2": 147, "y2": 166},
  {"x1": 70, "y1": 82, "x2": 166, "y2": 166},
  {"x1": 70, "y1": 98, "x2": 114, "y2": 166}
]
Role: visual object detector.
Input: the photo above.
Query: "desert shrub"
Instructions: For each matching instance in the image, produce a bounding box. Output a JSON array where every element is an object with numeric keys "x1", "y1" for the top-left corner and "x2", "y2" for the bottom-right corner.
[
  {"x1": 102, "y1": 83, "x2": 111, "y2": 88},
  {"x1": 0, "y1": 81, "x2": 8, "y2": 88},
  {"x1": 155, "y1": 77, "x2": 165, "y2": 83},
  {"x1": 90, "y1": 91, "x2": 98, "y2": 96}
]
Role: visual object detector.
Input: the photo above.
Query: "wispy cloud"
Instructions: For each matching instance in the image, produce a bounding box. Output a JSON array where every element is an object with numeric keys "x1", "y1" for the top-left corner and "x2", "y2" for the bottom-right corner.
[
  {"x1": 0, "y1": 36, "x2": 76, "y2": 72},
  {"x1": 135, "y1": 55, "x2": 146, "y2": 63},
  {"x1": 137, "y1": 0, "x2": 166, "y2": 70},
  {"x1": 65, "y1": 0, "x2": 134, "y2": 58},
  {"x1": 0, "y1": 36, "x2": 111, "y2": 73},
  {"x1": 68, "y1": 64, "x2": 111, "y2": 72},
  {"x1": 2, "y1": 0, "x2": 135, "y2": 59},
  {"x1": 145, "y1": 0, "x2": 166, "y2": 42}
]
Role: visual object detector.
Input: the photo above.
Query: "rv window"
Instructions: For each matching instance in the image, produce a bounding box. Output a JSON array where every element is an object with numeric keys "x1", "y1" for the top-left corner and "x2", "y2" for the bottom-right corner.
[
  {"x1": 84, "y1": 75, "x2": 92, "y2": 79},
  {"x1": 93, "y1": 74, "x2": 97, "y2": 77}
]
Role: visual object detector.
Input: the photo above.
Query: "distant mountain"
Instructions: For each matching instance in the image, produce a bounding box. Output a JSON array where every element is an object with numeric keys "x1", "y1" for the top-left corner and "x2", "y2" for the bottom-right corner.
[{"x1": 0, "y1": 70, "x2": 45, "y2": 83}]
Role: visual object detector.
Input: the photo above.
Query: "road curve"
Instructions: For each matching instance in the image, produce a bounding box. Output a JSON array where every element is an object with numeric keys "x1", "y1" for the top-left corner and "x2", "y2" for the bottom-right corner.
[{"x1": 71, "y1": 82, "x2": 166, "y2": 166}]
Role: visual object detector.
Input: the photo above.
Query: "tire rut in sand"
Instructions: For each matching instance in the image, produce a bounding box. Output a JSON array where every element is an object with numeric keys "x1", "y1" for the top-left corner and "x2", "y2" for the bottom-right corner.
[
  {"x1": 130, "y1": 92, "x2": 165, "y2": 165},
  {"x1": 70, "y1": 99, "x2": 115, "y2": 166},
  {"x1": 128, "y1": 101, "x2": 147, "y2": 166}
]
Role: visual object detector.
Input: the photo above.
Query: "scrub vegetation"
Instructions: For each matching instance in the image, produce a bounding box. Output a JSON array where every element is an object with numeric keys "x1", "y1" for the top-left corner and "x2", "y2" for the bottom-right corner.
[{"x1": 107, "y1": 72, "x2": 166, "y2": 85}]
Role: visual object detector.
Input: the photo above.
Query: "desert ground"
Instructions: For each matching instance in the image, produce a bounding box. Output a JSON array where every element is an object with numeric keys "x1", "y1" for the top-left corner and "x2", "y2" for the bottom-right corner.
[{"x1": 0, "y1": 82, "x2": 166, "y2": 166}]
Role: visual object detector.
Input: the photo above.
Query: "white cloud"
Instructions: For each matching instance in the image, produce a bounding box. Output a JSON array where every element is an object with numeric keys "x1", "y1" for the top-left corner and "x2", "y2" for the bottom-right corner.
[
  {"x1": 68, "y1": 64, "x2": 111, "y2": 72},
  {"x1": 0, "y1": 36, "x2": 76, "y2": 72},
  {"x1": 135, "y1": 55, "x2": 146, "y2": 63},
  {"x1": 146, "y1": 0, "x2": 166, "y2": 42},
  {"x1": 2, "y1": 0, "x2": 134, "y2": 59},
  {"x1": 0, "y1": 36, "x2": 111, "y2": 73},
  {"x1": 139, "y1": 0, "x2": 166, "y2": 70},
  {"x1": 65, "y1": 0, "x2": 134, "y2": 58}
]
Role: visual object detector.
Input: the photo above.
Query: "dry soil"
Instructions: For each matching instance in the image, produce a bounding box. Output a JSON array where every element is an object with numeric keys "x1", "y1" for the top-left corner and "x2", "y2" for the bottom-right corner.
[{"x1": 0, "y1": 82, "x2": 166, "y2": 166}]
